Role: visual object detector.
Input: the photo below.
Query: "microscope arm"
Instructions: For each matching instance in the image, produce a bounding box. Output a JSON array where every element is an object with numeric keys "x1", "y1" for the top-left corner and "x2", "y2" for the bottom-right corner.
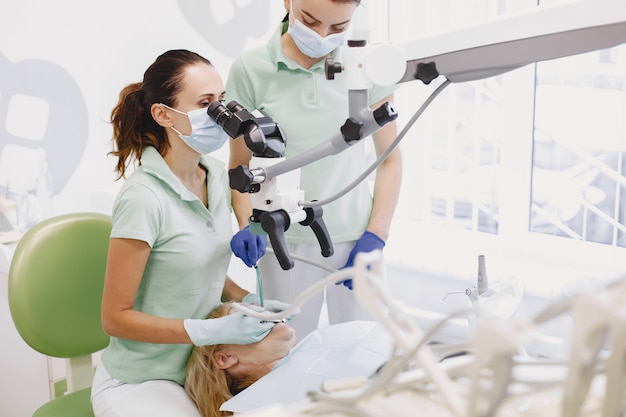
[
  {"x1": 398, "y1": 0, "x2": 626, "y2": 84},
  {"x1": 246, "y1": 0, "x2": 626, "y2": 185},
  {"x1": 247, "y1": 90, "x2": 397, "y2": 184}
]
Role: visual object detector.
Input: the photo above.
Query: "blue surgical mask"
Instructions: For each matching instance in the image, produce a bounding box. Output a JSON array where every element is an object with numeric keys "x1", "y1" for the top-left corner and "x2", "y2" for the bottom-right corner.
[
  {"x1": 161, "y1": 104, "x2": 228, "y2": 154},
  {"x1": 287, "y1": 6, "x2": 347, "y2": 58}
]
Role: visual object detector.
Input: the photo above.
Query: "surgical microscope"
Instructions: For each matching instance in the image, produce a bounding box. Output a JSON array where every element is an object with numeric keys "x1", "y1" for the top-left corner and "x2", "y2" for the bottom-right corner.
[{"x1": 210, "y1": 0, "x2": 626, "y2": 273}]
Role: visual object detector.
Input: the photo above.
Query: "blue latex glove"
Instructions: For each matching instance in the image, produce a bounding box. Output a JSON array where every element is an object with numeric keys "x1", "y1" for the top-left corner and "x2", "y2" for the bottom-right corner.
[
  {"x1": 337, "y1": 231, "x2": 386, "y2": 290},
  {"x1": 230, "y1": 226, "x2": 267, "y2": 267},
  {"x1": 184, "y1": 311, "x2": 275, "y2": 346},
  {"x1": 243, "y1": 293, "x2": 300, "y2": 321}
]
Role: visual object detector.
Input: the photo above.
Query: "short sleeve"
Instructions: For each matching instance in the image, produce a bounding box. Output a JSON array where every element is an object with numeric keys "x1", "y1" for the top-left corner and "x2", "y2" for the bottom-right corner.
[{"x1": 110, "y1": 182, "x2": 162, "y2": 247}]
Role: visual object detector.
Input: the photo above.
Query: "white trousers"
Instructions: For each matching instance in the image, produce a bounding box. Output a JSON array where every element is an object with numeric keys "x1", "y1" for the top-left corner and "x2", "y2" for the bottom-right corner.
[
  {"x1": 91, "y1": 364, "x2": 201, "y2": 417},
  {"x1": 258, "y1": 241, "x2": 375, "y2": 339}
]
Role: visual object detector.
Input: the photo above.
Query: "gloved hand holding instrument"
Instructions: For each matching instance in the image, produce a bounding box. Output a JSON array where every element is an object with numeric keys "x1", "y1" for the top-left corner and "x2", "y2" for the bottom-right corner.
[{"x1": 231, "y1": 226, "x2": 267, "y2": 268}]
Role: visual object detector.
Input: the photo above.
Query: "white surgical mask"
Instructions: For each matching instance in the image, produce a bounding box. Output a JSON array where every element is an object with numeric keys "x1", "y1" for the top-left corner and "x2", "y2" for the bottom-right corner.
[
  {"x1": 287, "y1": 4, "x2": 347, "y2": 58},
  {"x1": 161, "y1": 104, "x2": 228, "y2": 154}
]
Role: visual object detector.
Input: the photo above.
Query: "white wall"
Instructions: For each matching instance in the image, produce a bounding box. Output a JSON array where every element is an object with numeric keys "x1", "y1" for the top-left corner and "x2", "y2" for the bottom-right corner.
[{"x1": 0, "y1": 1, "x2": 284, "y2": 415}]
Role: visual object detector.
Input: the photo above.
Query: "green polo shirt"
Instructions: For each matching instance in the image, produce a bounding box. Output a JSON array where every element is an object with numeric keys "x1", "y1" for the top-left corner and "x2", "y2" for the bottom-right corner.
[
  {"x1": 225, "y1": 22, "x2": 397, "y2": 244},
  {"x1": 101, "y1": 146, "x2": 232, "y2": 385}
]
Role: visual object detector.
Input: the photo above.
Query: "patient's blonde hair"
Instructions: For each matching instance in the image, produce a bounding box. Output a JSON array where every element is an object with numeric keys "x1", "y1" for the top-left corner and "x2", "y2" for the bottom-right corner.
[{"x1": 185, "y1": 303, "x2": 258, "y2": 417}]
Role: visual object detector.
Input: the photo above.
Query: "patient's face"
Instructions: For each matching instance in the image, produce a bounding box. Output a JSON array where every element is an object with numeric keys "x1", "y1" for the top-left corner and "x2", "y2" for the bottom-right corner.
[{"x1": 221, "y1": 304, "x2": 297, "y2": 370}]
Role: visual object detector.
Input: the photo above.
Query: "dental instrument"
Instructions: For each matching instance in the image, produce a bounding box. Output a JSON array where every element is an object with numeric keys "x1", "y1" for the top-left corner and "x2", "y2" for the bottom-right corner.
[
  {"x1": 259, "y1": 318, "x2": 286, "y2": 324},
  {"x1": 477, "y1": 255, "x2": 488, "y2": 296},
  {"x1": 254, "y1": 264, "x2": 264, "y2": 308},
  {"x1": 442, "y1": 255, "x2": 524, "y2": 323}
]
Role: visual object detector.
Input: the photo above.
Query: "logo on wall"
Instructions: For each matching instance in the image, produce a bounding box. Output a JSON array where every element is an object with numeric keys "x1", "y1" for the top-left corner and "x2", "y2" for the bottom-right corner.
[
  {"x1": 177, "y1": 0, "x2": 272, "y2": 57},
  {"x1": 0, "y1": 52, "x2": 88, "y2": 196}
]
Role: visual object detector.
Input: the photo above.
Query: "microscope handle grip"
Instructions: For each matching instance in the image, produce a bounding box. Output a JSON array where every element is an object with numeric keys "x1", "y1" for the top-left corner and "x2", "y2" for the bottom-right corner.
[
  {"x1": 301, "y1": 206, "x2": 334, "y2": 258},
  {"x1": 259, "y1": 210, "x2": 294, "y2": 270}
]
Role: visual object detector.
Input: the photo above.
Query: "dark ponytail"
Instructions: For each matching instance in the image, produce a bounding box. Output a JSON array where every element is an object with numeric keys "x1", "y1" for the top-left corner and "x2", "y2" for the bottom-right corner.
[{"x1": 109, "y1": 50, "x2": 212, "y2": 179}]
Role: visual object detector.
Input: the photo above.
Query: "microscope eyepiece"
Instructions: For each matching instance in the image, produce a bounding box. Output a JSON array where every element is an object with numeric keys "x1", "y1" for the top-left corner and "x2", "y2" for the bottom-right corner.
[
  {"x1": 226, "y1": 100, "x2": 245, "y2": 113},
  {"x1": 207, "y1": 101, "x2": 231, "y2": 126}
]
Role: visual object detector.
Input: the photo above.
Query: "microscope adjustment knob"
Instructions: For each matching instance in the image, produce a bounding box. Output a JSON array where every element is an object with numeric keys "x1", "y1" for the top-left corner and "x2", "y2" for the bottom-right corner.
[
  {"x1": 325, "y1": 56, "x2": 343, "y2": 80},
  {"x1": 340, "y1": 117, "x2": 364, "y2": 145},
  {"x1": 229, "y1": 165, "x2": 254, "y2": 193},
  {"x1": 373, "y1": 102, "x2": 399, "y2": 126},
  {"x1": 414, "y1": 62, "x2": 439, "y2": 85}
]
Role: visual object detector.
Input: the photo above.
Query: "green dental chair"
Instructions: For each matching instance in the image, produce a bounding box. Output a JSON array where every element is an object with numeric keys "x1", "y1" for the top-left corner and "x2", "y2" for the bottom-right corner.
[{"x1": 8, "y1": 212, "x2": 112, "y2": 417}]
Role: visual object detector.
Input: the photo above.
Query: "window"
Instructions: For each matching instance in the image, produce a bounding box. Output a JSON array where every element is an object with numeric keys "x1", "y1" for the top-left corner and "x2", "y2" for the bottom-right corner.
[
  {"x1": 532, "y1": 47, "x2": 626, "y2": 248},
  {"x1": 376, "y1": 0, "x2": 626, "y2": 293}
]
